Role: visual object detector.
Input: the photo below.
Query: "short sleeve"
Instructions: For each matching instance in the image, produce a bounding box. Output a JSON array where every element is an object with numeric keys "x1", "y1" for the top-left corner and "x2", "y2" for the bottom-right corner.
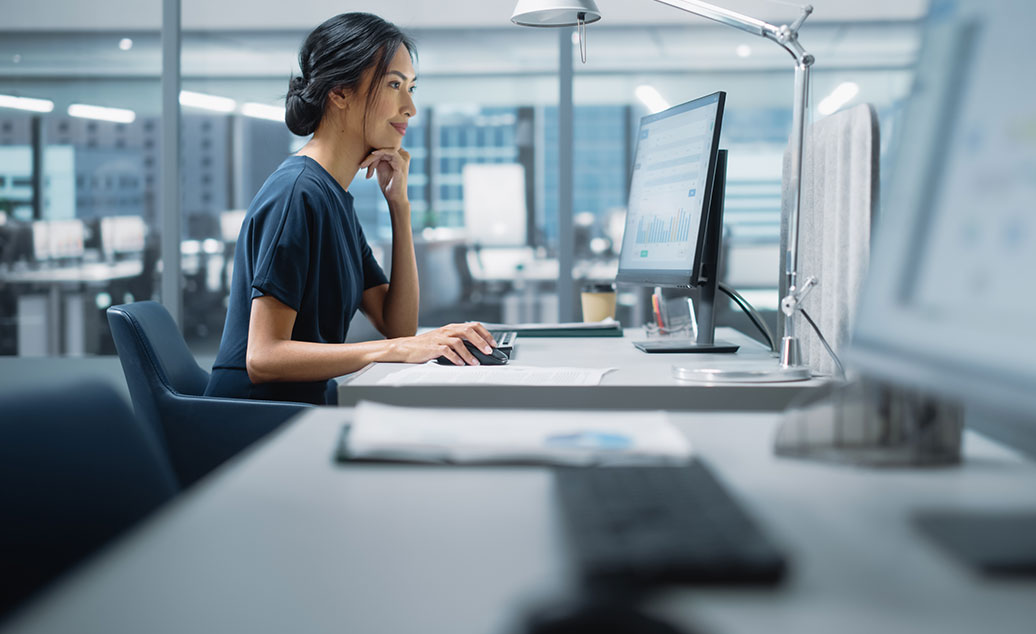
[
  {"x1": 249, "y1": 187, "x2": 311, "y2": 311},
  {"x1": 359, "y1": 230, "x2": 388, "y2": 290}
]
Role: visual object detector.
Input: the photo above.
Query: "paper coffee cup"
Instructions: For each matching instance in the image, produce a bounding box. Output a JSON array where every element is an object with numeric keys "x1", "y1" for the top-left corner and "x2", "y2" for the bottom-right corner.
[{"x1": 581, "y1": 282, "x2": 617, "y2": 322}]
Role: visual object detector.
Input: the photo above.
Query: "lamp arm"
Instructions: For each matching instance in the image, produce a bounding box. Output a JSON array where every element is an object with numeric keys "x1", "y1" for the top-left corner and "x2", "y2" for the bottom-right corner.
[
  {"x1": 652, "y1": 0, "x2": 815, "y2": 65},
  {"x1": 652, "y1": 0, "x2": 817, "y2": 371}
]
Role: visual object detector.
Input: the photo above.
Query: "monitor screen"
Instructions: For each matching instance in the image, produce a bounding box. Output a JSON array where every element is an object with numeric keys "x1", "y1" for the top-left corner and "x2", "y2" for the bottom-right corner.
[
  {"x1": 851, "y1": 0, "x2": 1036, "y2": 416},
  {"x1": 100, "y1": 215, "x2": 146, "y2": 255},
  {"x1": 462, "y1": 163, "x2": 528, "y2": 247},
  {"x1": 32, "y1": 219, "x2": 85, "y2": 261},
  {"x1": 617, "y1": 92, "x2": 725, "y2": 288},
  {"x1": 220, "y1": 210, "x2": 247, "y2": 243},
  {"x1": 31, "y1": 221, "x2": 49, "y2": 261}
]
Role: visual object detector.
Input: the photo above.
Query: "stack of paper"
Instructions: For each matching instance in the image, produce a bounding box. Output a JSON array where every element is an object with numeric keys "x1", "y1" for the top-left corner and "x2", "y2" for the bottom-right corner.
[
  {"x1": 340, "y1": 401, "x2": 693, "y2": 466},
  {"x1": 377, "y1": 365, "x2": 615, "y2": 387}
]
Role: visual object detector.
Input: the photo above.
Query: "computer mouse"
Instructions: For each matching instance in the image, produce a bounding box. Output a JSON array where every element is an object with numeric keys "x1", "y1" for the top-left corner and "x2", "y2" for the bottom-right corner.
[{"x1": 435, "y1": 340, "x2": 509, "y2": 366}]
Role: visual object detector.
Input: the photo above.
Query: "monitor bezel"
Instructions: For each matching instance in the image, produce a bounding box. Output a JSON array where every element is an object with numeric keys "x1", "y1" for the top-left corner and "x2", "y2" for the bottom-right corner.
[{"x1": 616, "y1": 91, "x2": 726, "y2": 289}]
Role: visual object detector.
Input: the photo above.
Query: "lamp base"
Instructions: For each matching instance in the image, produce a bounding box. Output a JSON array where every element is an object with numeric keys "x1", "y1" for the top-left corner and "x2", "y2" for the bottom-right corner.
[{"x1": 672, "y1": 364, "x2": 812, "y2": 383}]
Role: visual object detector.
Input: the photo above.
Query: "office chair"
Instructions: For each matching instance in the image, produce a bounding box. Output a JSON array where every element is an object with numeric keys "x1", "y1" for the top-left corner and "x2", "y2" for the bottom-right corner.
[
  {"x1": 0, "y1": 380, "x2": 178, "y2": 619},
  {"x1": 107, "y1": 300, "x2": 311, "y2": 487}
]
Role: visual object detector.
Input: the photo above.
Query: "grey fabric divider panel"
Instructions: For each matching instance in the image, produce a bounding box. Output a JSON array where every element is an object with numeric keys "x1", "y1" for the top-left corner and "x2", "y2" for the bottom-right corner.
[{"x1": 779, "y1": 103, "x2": 879, "y2": 376}]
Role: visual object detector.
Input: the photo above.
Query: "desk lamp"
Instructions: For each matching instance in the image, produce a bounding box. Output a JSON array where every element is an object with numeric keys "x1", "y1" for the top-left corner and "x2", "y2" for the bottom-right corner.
[{"x1": 512, "y1": 0, "x2": 816, "y2": 382}]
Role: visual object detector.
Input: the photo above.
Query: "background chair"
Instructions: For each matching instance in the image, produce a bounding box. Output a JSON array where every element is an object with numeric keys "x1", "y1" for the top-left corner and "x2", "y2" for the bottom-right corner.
[
  {"x1": 107, "y1": 301, "x2": 311, "y2": 488},
  {"x1": 0, "y1": 380, "x2": 178, "y2": 620},
  {"x1": 779, "y1": 103, "x2": 880, "y2": 375}
]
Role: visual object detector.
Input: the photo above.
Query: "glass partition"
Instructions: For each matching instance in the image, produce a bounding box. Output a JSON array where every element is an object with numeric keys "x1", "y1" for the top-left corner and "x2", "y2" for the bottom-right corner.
[{"x1": 0, "y1": 21, "x2": 162, "y2": 356}]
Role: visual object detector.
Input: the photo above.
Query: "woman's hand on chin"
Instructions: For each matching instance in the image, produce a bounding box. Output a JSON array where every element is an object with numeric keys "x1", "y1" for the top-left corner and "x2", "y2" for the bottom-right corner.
[{"x1": 361, "y1": 147, "x2": 410, "y2": 207}]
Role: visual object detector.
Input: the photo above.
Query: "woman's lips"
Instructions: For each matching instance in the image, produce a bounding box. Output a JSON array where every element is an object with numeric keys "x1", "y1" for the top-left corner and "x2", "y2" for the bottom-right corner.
[{"x1": 391, "y1": 123, "x2": 407, "y2": 135}]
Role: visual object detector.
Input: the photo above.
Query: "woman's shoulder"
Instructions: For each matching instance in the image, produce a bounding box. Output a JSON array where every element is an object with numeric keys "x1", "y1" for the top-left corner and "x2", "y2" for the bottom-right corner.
[{"x1": 254, "y1": 157, "x2": 343, "y2": 206}]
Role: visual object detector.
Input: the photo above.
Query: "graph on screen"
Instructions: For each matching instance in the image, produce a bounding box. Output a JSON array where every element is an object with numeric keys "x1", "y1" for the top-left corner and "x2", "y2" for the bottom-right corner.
[
  {"x1": 634, "y1": 208, "x2": 694, "y2": 244},
  {"x1": 907, "y1": 15, "x2": 1036, "y2": 337}
]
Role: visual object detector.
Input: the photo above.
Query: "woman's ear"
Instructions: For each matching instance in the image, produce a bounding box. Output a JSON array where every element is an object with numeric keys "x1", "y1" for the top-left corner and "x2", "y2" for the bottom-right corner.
[{"x1": 327, "y1": 87, "x2": 351, "y2": 112}]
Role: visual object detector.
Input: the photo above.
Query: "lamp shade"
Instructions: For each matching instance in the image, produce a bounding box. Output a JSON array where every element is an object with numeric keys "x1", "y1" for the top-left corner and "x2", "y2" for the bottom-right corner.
[{"x1": 511, "y1": 0, "x2": 602, "y2": 27}]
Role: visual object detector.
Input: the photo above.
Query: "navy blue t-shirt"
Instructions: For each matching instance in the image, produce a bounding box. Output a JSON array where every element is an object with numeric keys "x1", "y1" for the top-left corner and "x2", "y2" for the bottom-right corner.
[{"x1": 206, "y1": 155, "x2": 388, "y2": 405}]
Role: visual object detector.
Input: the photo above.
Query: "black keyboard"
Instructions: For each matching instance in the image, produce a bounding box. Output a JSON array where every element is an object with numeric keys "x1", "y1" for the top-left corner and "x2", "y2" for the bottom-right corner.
[
  {"x1": 553, "y1": 462, "x2": 787, "y2": 587},
  {"x1": 490, "y1": 330, "x2": 517, "y2": 353}
]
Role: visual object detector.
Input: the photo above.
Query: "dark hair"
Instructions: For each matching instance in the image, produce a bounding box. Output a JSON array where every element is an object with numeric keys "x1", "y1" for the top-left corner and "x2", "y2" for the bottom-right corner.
[{"x1": 285, "y1": 13, "x2": 416, "y2": 137}]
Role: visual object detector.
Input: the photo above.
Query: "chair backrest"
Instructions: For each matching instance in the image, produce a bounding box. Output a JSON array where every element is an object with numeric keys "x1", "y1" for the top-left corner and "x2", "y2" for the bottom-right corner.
[
  {"x1": 0, "y1": 380, "x2": 177, "y2": 618},
  {"x1": 779, "y1": 103, "x2": 879, "y2": 375},
  {"x1": 107, "y1": 301, "x2": 211, "y2": 437}
]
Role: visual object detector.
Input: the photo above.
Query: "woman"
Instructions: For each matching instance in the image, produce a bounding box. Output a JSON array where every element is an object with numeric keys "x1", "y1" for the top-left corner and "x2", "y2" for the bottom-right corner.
[{"x1": 206, "y1": 12, "x2": 495, "y2": 405}]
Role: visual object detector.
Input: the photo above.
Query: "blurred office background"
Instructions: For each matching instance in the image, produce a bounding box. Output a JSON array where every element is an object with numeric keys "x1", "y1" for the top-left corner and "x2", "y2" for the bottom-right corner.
[{"x1": 0, "y1": 0, "x2": 925, "y2": 362}]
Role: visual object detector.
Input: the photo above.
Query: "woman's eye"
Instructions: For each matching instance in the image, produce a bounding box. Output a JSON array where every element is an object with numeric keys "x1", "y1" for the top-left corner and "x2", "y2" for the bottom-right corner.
[
  {"x1": 389, "y1": 81, "x2": 401, "y2": 89},
  {"x1": 408, "y1": 86, "x2": 417, "y2": 94}
]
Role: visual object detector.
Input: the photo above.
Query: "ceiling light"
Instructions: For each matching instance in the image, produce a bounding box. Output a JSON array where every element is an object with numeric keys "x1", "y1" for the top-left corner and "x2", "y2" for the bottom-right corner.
[
  {"x1": 511, "y1": 0, "x2": 601, "y2": 26},
  {"x1": 67, "y1": 103, "x2": 136, "y2": 124},
  {"x1": 179, "y1": 91, "x2": 236, "y2": 113},
  {"x1": 0, "y1": 94, "x2": 55, "y2": 113},
  {"x1": 634, "y1": 85, "x2": 669, "y2": 114},
  {"x1": 817, "y1": 82, "x2": 860, "y2": 115},
  {"x1": 736, "y1": 44, "x2": 752, "y2": 58},
  {"x1": 239, "y1": 103, "x2": 285, "y2": 122},
  {"x1": 119, "y1": 38, "x2": 133, "y2": 51}
]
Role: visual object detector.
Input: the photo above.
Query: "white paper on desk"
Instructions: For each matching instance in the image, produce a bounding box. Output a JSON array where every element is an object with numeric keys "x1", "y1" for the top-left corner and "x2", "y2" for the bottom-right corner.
[
  {"x1": 346, "y1": 401, "x2": 693, "y2": 466},
  {"x1": 376, "y1": 364, "x2": 615, "y2": 386}
]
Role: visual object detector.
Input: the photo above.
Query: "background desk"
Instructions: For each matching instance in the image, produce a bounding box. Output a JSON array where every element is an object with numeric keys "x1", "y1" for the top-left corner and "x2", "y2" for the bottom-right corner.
[
  {"x1": 1, "y1": 260, "x2": 145, "y2": 355},
  {"x1": 335, "y1": 327, "x2": 827, "y2": 411},
  {"x1": 6, "y1": 408, "x2": 1036, "y2": 634}
]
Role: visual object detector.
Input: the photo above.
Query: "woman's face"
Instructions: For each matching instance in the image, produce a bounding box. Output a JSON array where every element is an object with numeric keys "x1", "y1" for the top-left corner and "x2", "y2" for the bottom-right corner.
[{"x1": 348, "y1": 45, "x2": 417, "y2": 151}]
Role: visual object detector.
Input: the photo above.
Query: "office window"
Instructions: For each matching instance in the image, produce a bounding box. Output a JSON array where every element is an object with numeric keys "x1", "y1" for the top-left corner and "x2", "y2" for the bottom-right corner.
[{"x1": 541, "y1": 105, "x2": 630, "y2": 250}]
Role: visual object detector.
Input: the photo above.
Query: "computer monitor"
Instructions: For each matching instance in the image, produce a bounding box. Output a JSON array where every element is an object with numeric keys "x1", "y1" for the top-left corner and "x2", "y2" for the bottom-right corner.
[
  {"x1": 220, "y1": 210, "x2": 247, "y2": 243},
  {"x1": 31, "y1": 219, "x2": 85, "y2": 262},
  {"x1": 851, "y1": 0, "x2": 1036, "y2": 422},
  {"x1": 616, "y1": 91, "x2": 735, "y2": 353},
  {"x1": 100, "y1": 215, "x2": 146, "y2": 258},
  {"x1": 462, "y1": 163, "x2": 528, "y2": 247}
]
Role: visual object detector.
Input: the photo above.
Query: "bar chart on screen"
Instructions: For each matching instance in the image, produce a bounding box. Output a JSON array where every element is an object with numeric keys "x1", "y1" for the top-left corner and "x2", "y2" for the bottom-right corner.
[{"x1": 634, "y1": 208, "x2": 694, "y2": 244}]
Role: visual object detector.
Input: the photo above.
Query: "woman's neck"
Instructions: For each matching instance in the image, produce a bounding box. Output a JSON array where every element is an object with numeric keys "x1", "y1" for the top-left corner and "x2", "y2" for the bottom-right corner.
[{"x1": 295, "y1": 125, "x2": 367, "y2": 192}]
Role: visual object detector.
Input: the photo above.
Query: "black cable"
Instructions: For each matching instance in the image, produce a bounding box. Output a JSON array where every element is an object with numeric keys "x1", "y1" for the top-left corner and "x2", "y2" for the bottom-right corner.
[
  {"x1": 719, "y1": 286, "x2": 775, "y2": 352},
  {"x1": 717, "y1": 282, "x2": 776, "y2": 352},
  {"x1": 800, "y1": 307, "x2": 847, "y2": 381}
]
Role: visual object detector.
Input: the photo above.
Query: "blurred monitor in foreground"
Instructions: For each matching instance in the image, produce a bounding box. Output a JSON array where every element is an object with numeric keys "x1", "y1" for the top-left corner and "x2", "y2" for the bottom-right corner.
[
  {"x1": 851, "y1": 0, "x2": 1036, "y2": 419},
  {"x1": 462, "y1": 163, "x2": 527, "y2": 247}
]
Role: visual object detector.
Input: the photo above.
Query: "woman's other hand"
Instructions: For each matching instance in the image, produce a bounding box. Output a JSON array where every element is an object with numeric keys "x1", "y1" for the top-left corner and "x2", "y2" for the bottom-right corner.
[
  {"x1": 389, "y1": 322, "x2": 498, "y2": 366},
  {"x1": 361, "y1": 147, "x2": 410, "y2": 207}
]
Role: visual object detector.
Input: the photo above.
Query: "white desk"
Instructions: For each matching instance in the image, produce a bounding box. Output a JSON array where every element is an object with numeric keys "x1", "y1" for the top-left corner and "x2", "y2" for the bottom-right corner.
[
  {"x1": 2, "y1": 260, "x2": 145, "y2": 355},
  {"x1": 5, "y1": 408, "x2": 1036, "y2": 634},
  {"x1": 336, "y1": 327, "x2": 828, "y2": 411}
]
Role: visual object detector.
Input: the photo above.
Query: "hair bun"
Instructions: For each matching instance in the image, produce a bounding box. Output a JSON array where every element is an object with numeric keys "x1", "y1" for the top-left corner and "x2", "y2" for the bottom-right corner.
[{"x1": 289, "y1": 75, "x2": 308, "y2": 95}]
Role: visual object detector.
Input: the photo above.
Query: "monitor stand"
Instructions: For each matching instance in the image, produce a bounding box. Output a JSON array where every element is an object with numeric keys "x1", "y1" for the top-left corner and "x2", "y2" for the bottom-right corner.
[{"x1": 635, "y1": 149, "x2": 738, "y2": 354}]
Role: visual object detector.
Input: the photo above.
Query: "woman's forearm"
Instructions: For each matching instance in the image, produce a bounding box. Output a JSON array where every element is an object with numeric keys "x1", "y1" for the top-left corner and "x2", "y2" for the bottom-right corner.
[
  {"x1": 380, "y1": 201, "x2": 420, "y2": 336},
  {"x1": 246, "y1": 338, "x2": 397, "y2": 384}
]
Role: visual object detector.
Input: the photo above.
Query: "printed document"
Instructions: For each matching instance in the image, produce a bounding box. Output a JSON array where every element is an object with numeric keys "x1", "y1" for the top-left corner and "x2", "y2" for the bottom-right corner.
[
  {"x1": 343, "y1": 401, "x2": 694, "y2": 466},
  {"x1": 377, "y1": 364, "x2": 615, "y2": 386}
]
